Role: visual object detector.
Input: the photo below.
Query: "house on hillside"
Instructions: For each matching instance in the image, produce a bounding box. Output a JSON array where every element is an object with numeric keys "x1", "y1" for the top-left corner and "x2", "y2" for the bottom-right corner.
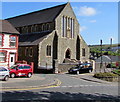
[
  {"x1": 0, "y1": 20, "x2": 19, "y2": 68},
  {"x1": 95, "y1": 55, "x2": 120, "y2": 63},
  {"x1": 7, "y1": 2, "x2": 89, "y2": 73}
]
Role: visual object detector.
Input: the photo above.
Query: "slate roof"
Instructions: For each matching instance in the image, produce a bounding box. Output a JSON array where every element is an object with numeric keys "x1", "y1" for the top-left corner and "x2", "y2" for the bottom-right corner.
[
  {"x1": 6, "y1": 3, "x2": 67, "y2": 27},
  {"x1": 0, "y1": 20, "x2": 19, "y2": 34},
  {"x1": 95, "y1": 55, "x2": 120, "y2": 62},
  {"x1": 19, "y1": 31, "x2": 53, "y2": 46}
]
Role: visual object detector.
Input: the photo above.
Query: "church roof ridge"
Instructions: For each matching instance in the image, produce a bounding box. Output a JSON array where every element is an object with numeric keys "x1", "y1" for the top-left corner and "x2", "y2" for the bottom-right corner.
[
  {"x1": 6, "y1": 3, "x2": 67, "y2": 27},
  {"x1": 6, "y1": 3, "x2": 67, "y2": 20}
]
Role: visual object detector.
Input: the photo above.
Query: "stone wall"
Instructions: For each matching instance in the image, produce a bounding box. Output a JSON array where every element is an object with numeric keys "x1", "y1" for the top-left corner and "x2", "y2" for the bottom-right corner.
[
  {"x1": 58, "y1": 63, "x2": 78, "y2": 73},
  {"x1": 38, "y1": 31, "x2": 55, "y2": 69},
  {"x1": 94, "y1": 62, "x2": 116, "y2": 73}
]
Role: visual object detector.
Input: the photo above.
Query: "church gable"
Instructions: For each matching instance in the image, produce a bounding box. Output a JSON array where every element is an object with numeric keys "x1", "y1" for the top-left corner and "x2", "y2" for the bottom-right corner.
[{"x1": 55, "y1": 3, "x2": 79, "y2": 39}]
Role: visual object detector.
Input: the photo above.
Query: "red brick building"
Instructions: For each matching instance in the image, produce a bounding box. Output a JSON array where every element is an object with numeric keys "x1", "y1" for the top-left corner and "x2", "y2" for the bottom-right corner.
[{"x1": 0, "y1": 20, "x2": 19, "y2": 68}]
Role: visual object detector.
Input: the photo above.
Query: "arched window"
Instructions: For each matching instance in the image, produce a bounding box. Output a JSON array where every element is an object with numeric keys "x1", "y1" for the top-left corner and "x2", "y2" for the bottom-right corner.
[
  {"x1": 35, "y1": 25, "x2": 38, "y2": 32},
  {"x1": 31, "y1": 25, "x2": 35, "y2": 32},
  {"x1": 46, "y1": 24, "x2": 50, "y2": 31},
  {"x1": 24, "y1": 26, "x2": 28, "y2": 33},
  {"x1": 38, "y1": 25, "x2": 42, "y2": 32},
  {"x1": 82, "y1": 48, "x2": 85, "y2": 57},
  {"x1": 27, "y1": 26, "x2": 31, "y2": 33},
  {"x1": 25, "y1": 47, "x2": 29, "y2": 56},
  {"x1": 42, "y1": 24, "x2": 46, "y2": 31},
  {"x1": 65, "y1": 17, "x2": 67, "y2": 37},
  {"x1": 46, "y1": 45, "x2": 51, "y2": 56},
  {"x1": 62, "y1": 16, "x2": 65, "y2": 37},
  {"x1": 68, "y1": 18, "x2": 70, "y2": 28},
  {"x1": 29, "y1": 47, "x2": 33, "y2": 57},
  {"x1": 22, "y1": 27, "x2": 25, "y2": 33}
]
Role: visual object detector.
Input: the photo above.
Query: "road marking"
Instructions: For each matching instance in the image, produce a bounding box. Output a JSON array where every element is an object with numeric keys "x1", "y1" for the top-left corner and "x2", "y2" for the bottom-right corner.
[
  {"x1": 1, "y1": 79, "x2": 62, "y2": 91},
  {"x1": 53, "y1": 84, "x2": 118, "y2": 88}
]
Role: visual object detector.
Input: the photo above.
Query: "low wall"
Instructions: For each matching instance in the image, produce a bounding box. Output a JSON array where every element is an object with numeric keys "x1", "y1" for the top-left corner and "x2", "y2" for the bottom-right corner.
[
  {"x1": 94, "y1": 62, "x2": 116, "y2": 73},
  {"x1": 58, "y1": 61, "x2": 94, "y2": 73},
  {"x1": 58, "y1": 63, "x2": 78, "y2": 73}
]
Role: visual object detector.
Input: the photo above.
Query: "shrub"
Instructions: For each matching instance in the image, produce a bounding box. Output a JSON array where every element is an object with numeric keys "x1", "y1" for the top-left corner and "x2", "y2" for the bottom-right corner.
[
  {"x1": 94, "y1": 72, "x2": 118, "y2": 82},
  {"x1": 94, "y1": 72, "x2": 118, "y2": 77}
]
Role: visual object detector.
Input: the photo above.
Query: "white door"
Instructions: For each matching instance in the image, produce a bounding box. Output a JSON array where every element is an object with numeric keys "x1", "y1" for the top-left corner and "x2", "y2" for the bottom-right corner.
[{"x1": 9, "y1": 54, "x2": 15, "y2": 67}]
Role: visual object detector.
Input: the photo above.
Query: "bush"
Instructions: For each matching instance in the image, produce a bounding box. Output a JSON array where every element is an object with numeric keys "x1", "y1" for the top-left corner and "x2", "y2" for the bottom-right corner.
[
  {"x1": 94, "y1": 72, "x2": 118, "y2": 82},
  {"x1": 94, "y1": 72, "x2": 118, "y2": 77}
]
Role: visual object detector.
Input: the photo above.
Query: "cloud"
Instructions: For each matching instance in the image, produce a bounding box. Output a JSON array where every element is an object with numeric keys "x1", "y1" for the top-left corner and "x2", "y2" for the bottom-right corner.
[
  {"x1": 78, "y1": 6, "x2": 97, "y2": 16},
  {"x1": 80, "y1": 26, "x2": 87, "y2": 32},
  {"x1": 89, "y1": 20, "x2": 97, "y2": 23}
]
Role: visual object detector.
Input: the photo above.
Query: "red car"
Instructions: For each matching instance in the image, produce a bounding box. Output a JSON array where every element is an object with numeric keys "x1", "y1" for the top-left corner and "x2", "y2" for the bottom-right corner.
[{"x1": 9, "y1": 64, "x2": 33, "y2": 78}]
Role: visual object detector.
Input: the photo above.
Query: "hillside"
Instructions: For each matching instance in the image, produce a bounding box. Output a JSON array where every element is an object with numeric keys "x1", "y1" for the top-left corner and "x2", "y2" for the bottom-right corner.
[
  {"x1": 89, "y1": 44, "x2": 120, "y2": 58},
  {"x1": 89, "y1": 44, "x2": 120, "y2": 49}
]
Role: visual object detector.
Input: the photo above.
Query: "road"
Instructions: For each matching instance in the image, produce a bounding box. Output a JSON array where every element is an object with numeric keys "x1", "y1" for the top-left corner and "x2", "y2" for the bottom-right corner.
[{"x1": 1, "y1": 73, "x2": 119, "y2": 102}]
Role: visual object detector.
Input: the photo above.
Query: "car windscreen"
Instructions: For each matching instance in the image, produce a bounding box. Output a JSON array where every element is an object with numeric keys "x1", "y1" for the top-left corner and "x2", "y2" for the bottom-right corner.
[
  {"x1": 0, "y1": 67, "x2": 7, "y2": 71},
  {"x1": 9, "y1": 65, "x2": 18, "y2": 69}
]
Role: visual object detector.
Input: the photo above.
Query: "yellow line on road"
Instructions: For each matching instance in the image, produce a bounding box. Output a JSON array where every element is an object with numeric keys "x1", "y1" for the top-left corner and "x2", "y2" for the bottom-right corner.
[{"x1": 1, "y1": 79, "x2": 62, "y2": 91}]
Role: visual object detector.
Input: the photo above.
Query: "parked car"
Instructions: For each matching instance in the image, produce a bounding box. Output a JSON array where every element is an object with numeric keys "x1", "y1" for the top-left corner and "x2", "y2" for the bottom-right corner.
[
  {"x1": 68, "y1": 63, "x2": 93, "y2": 74},
  {"x1": 9, "y1": 64, "x2": 33, "y2": 78},
  {"x1": 0, "y1": 67, "x2": 9, "y2": 81}
]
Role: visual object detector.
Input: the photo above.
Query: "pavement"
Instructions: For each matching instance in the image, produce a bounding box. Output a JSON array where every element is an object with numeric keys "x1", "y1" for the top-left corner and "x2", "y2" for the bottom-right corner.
[
  {"x1": 0, "y1": 74, "x2": 61, "y2": 91},
  {"x1": 70, "y1": 73, "x2": 118, "y2": 84}
]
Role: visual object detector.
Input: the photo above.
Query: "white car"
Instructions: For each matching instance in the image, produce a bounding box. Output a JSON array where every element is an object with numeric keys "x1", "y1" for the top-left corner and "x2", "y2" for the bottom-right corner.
[{"x1": 0, "y1": 67, "x2": 9, "y2": 81}]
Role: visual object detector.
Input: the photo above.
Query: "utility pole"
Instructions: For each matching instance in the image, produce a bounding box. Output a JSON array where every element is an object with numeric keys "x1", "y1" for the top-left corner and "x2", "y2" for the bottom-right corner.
[
  {"x1": 110, "y1": 38, "x2": 113, "y2": 69},
  {"x1": 100, "y1": 39, "x2": 103, "y2": 72}
]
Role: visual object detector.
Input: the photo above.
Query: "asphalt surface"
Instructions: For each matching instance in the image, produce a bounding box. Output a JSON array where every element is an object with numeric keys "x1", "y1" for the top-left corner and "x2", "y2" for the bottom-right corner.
[
  {"x1": 1, "y1": 74, "x2": 57, "y2": 89},
  {"x1": 0, "y1": 73, "x2": 119, "y2": 102}
]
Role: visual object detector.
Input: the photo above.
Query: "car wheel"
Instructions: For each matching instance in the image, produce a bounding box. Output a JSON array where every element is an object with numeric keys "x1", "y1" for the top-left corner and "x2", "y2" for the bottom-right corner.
[
  {"x1": 3, "y1": 76, "x2": 9, "y2": 81},
  {"x1": 27, "y1": 73, "x2": 32, "y2": 78},
  {"x1": 89, "y1": 70, "x2": 92, "y2": 73},
  {"x1": 10, "y1": 73, "x2": 16, "y2": 78},
  {"x1": 77, "y1": 71, "x2": 79, "y2": 75}
]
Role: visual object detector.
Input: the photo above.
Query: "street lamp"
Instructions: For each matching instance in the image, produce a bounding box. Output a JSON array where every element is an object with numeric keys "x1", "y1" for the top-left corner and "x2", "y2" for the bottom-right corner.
[{"x1": 100, "y1": 39, "x2": 103, "y2": 72}]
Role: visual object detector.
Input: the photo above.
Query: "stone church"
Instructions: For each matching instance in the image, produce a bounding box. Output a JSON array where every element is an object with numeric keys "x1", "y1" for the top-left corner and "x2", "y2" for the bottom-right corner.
[{"x1": 7, "y1": 2, "x2": 89, "y2": 73}]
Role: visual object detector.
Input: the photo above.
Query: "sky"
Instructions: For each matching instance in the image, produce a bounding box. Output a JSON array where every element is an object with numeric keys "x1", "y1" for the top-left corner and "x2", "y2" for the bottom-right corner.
[{"x1": 1, "y1": 1, "x2": 118, "y2": 45}]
